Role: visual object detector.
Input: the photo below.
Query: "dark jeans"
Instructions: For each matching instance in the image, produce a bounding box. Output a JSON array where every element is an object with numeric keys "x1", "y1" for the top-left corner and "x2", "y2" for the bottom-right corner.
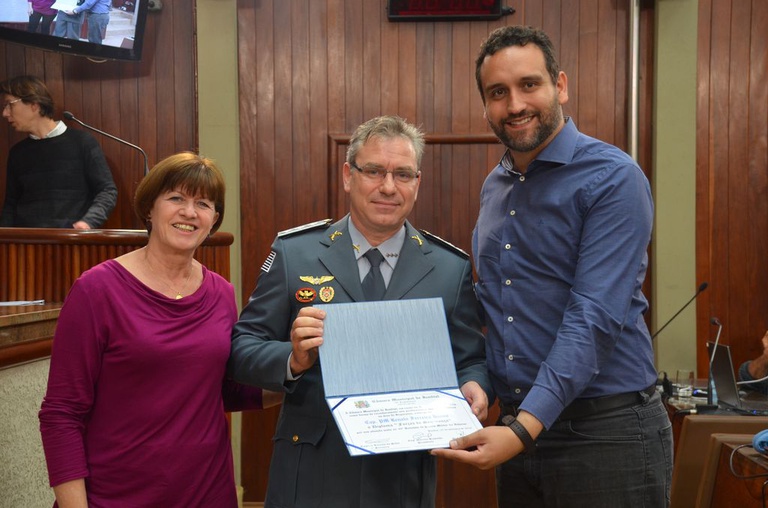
[
  {"x1": 496, "y1": 391, "x2": 672, "y2": 508},
  {"x1": 28, "y1": 12, "x2": 57, "y2": 35}
]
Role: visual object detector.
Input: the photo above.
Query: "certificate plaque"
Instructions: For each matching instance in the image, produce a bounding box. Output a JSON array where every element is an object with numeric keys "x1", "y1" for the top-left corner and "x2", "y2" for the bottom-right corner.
[{"x1": 317, "y1": 298, "x2": 482, "y2": 456}]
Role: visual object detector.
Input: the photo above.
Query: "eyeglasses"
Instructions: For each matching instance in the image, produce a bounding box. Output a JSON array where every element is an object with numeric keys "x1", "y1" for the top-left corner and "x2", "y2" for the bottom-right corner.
[
  {"x1": 2, "y1": 98, "x2": 23, "y2": 111},
  {"x1": 350, "y1": 161, "x2": 420, "y2": 184}
]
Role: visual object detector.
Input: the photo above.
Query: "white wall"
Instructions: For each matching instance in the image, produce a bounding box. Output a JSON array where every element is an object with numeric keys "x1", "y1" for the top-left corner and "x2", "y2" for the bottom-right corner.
[{"x1": 652, "y1": 0, "x2": 699, "y2": 377}]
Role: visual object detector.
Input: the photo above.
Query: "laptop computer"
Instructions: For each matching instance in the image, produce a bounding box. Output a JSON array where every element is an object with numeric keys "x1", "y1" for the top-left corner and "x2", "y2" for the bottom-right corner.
[{"x1": 707, "y1": 341, "x2": 768, "y2": 415}]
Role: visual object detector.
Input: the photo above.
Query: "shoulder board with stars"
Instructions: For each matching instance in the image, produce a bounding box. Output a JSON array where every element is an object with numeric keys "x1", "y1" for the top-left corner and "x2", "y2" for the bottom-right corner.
[
  {"x1": 277, "y1": 218, "x2": 333, "y2": 238},
  {"x1": 419, "y1": 230, "x2": 469, "y2": 258}
]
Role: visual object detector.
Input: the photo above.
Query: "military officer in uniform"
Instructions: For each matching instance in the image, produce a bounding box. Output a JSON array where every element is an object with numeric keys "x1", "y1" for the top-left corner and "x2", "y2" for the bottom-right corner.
[{"x1": 228, "y1": 115, "x2": 491, "y2": 508}]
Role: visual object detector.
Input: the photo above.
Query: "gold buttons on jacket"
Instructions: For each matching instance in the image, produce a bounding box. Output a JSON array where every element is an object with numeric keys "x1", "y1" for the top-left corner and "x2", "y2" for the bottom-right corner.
[{"x1": 292, "y1": 435, "x2": 299, "y2": 443}]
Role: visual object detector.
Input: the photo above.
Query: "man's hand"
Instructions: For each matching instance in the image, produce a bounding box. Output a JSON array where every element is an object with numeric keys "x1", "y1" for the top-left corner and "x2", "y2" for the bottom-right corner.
[
  {"x1": 460, "y1": 380, "x2": 489, "y2": 422},
  {"x1": 72, "y1": 221, "x2": 91, "y2": 230},
  {"x1": 288, "y1": 306, "x2": 326, "y2": 376},
  {"x1": 431, "y1": 426, "x2": 522, "y2": 470}
]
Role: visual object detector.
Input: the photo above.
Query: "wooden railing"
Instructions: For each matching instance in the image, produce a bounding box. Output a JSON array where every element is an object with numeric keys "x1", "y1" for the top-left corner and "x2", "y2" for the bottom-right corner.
[
  {"x1": 0, "y1": 228, "x2": 233, "y2": 367},
  {"x1": 0, "y1": 228, "x2": 233, "y2": 302}
]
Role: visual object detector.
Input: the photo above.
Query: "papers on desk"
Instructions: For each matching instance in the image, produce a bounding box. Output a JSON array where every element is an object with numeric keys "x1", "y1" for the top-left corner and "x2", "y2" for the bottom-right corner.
[
  {"x1": 0, "y1": 300, "x2": 45, "y2": 306},
  {"x1": 317, "y1": 298, "x2": 482, "y2": 456}
]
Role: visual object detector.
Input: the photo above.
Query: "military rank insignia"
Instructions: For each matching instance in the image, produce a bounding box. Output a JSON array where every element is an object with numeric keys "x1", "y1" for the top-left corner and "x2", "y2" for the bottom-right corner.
[
  {"x1": 295, "y1": 287, "x2": 316, "y2": 303},
  {"x1": 319, "y1": 286, "x2": 335, "y2": 302}
]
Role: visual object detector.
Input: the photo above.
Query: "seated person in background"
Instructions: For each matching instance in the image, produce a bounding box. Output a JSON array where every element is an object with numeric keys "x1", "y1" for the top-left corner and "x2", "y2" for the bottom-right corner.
[
  {"x1": 0, "y1": 75, "x2": 117, "y2": 229},
  {"x1": 738, "y1": 330, "x2": 768, "y2": 395}
]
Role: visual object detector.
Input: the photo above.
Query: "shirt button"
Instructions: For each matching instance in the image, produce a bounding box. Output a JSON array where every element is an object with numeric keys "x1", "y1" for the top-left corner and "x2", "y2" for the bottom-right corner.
[
  {"x1": 292, "y1": 435, "x2": 299, "y2": 443},
  {"x1": 509, "y1": 210, "x2": 516, "y2": 216},
  {"x1": 519, "y1": 176, "x2": 525, "y2": 182},
  {"x1": 507, "y1": 316, "x2": 514, "y2": 322},
  {"x1": 507, "y1": 354, "x2": 514, "y2": 361},
  {"x1": 515, "y1": 388, "x2": 522, "y2": 394},
  {"x1": 505, "y1": 279, "x2": 512, "y2": 286},
  {"x1": 505, "y1": 244, "x2": 511, "y2": 250}
]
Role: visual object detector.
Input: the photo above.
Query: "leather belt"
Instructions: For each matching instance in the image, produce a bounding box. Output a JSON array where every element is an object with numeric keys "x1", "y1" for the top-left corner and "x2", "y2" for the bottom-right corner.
[{"x1": 500, "y1": 384, "x2": 656, "y2": 422}]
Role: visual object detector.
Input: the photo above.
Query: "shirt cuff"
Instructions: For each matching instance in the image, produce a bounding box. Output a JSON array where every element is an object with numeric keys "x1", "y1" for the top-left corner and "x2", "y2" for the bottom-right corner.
[{"x1": 286, "y1": 353, "x2": 303, "y2": 382}]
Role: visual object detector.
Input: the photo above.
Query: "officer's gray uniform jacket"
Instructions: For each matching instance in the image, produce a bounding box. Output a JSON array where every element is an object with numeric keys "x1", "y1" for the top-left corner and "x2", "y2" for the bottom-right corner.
[{"x1": 229, "y1": 216, "x2": 491, "y2": 508}]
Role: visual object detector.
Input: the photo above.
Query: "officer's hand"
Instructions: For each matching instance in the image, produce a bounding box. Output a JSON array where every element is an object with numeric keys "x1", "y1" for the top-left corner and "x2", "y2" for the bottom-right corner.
[{"x1": 289, "y1": 307, "x2": 326, "y2": 376}]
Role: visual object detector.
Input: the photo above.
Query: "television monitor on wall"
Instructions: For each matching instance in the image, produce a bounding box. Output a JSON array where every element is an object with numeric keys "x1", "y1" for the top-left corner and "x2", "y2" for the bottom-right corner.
[{"x1": 0, "y1": 1, "x2": 149, "y2": 62}]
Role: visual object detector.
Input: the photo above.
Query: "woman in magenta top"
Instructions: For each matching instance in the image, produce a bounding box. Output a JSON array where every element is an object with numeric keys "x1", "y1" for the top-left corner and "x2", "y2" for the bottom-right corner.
[{"x1": 39, "y1": 152, "x2": 276, "y2": 507}]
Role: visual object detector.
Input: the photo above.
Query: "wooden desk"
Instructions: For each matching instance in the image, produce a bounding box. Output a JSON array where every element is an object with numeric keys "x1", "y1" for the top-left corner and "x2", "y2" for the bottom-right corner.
[
  {"x1": 0, "y1": 304, "x2": 61, "y2": 368},
  {"x1": 711, "y1": 443, "x2": 768, "y2": 508},
  {"x1": 0, "y1": 228, "x2": 233, "y2": 369}
]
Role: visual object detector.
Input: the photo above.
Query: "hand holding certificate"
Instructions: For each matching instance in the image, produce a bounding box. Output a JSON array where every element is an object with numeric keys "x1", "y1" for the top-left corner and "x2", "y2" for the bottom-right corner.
[{"x1": 317, "y1": 298, "x2": 482, "y2": 456}]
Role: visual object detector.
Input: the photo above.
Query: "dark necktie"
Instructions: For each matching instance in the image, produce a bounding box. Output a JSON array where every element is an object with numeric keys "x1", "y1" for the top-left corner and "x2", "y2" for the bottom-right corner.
[{"x1": 362, "y1": 249, "x2": 386, "y2": 300}]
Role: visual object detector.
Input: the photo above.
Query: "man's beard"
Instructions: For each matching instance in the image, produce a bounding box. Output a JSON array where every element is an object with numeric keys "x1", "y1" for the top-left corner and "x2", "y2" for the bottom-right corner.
[{"x1": 489, "y1": 96, "x2": 563, "y2": 153}]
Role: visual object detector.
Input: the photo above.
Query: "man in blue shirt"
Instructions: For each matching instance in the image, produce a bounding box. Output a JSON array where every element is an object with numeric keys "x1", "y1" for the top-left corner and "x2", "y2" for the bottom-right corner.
[
  {"x1": 432, "y1": 25, "x2": 672, "y2": 507},
  {"x1": 63, "y1": 0, "x2": 110, "y2": 44}
]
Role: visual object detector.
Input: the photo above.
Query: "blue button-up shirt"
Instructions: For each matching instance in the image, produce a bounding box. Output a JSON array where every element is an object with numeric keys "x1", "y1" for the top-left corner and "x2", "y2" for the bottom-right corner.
[
  {"x1": 75, "y1": 0, "x2": 111, "y2": 14},
  {"x1": 473, "y1": 119, "x2": 657, "y2": 428}
]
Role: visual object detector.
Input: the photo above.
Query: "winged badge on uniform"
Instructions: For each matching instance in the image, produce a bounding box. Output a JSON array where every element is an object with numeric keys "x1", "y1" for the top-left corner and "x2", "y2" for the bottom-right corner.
[{"x1": 299, "y1": 275, "x2": 335, "y2": 285}]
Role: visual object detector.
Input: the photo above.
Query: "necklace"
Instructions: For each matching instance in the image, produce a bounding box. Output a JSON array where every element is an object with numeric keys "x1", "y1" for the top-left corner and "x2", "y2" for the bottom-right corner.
[{"x1": 145, "y1": 256, "x2": 193, "y2": 300}]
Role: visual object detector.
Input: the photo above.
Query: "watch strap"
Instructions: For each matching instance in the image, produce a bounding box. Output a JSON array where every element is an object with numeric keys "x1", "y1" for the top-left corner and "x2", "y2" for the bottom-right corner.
[{"x1": 501, "y1": 414, "x2": 536, "y2": 455}]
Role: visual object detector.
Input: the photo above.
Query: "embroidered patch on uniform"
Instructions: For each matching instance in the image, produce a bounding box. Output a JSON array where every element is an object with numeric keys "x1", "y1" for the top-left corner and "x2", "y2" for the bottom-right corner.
[
  {"x1": 299, "y1": 275, "x2": 335, "y2": 285},
  {"x1": 295, "y1": 287, "x2": 316, "y2": 303},
  {"x1": 261, "y1": 250, "x2": 276, "y2": 273},
  {"x1": 319, "y1": 286, "x2": 335, "y2": 302}
]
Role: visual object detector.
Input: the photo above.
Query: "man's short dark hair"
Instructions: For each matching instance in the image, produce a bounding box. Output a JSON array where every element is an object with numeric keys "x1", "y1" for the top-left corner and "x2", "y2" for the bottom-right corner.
[
  {"x1": 0, "y1": 75, "x2": 55, "y2": 119},
  {"x1": 475, "y1": 26, "x2": 560, "y2": 101}
]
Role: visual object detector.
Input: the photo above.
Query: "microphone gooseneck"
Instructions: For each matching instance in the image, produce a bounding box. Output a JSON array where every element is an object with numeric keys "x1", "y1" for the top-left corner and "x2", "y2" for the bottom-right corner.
[
  {"x1": 63, "y1": 111, "x2": 150, "y2": 175},
  {"x1": 651, "y1": 282, "x2": 709, "y2": 340}
]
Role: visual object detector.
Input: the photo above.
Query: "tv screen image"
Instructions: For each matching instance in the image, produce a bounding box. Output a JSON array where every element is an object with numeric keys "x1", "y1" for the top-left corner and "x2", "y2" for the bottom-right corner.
[{"x1": 0, "y1": 0, "x2": 149, "y2": 61}]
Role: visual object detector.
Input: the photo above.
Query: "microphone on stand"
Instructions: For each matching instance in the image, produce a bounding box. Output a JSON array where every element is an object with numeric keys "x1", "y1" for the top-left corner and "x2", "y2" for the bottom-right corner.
[
  {"x1": 651, "y1": 282, "x2": 708, "y2": 340},
  {"x1": 63, "y1": 111, "x2": 150, "y2": 175}
]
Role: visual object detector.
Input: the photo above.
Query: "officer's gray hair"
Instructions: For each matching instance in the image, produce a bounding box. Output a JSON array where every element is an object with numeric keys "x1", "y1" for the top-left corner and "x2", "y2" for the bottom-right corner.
[{"x1": 346, "y1": 115, "x2": 425, "y2": 168}]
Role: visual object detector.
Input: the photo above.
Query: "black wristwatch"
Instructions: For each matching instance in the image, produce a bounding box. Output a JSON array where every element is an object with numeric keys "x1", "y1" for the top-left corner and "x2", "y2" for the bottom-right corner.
[{"x1": 501, "y1": 415, "x2": 536, "y2": 455}]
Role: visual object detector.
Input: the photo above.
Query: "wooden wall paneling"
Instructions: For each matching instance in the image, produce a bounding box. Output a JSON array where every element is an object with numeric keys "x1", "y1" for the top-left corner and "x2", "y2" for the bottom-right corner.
[
  {"x1": 344, "y1": 0, "x2": 364, "y2": 130},
  {"x1": 362, "y1": 1, "x2": 383, "y2": 120},
  {"x1": 560, "y1": 0, "x2": 580, "y2": 120},
  {"x1": 380, "y1": 11, "x2": 400, "y2": 114},
  {"x1": 745, "y1": 2, "x2": 768, "y2": 363},
  {"x1": 274, "y1": 0, "x2": 295, "y2": 232},
  {"x1": 725, "y1": 2, "x2": 753, "y2": 349},
  {"x1": 397, "y1": 21, "x2": 418, "y2": 123},
  {"x1": 576, "y1": 1, "x2": 598, "y2": 136},
  {"x1": 309, "y1": 0, "x2": 330, "y2": 223},
  {"x1": 291, "y1": 1, "x2": 313, "y2": 224},
  {"x1": 595, "y1": 0, "x2": 618, "y2": 144},
  {"x1": 696, "y1": 0, "x2": 768, "y2": 373}
]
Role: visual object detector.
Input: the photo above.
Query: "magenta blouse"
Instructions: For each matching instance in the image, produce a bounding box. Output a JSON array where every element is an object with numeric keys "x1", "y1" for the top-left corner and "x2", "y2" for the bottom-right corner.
[{"x1": 39, "y1": 260, "x2": 262, "y2": 507}]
